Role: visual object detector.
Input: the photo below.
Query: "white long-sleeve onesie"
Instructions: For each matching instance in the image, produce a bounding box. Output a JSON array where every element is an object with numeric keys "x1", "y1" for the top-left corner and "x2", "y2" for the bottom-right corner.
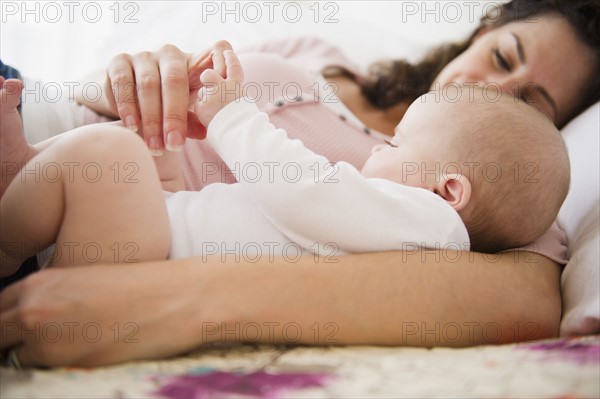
[{"x1": 164, "y1": 100, "x2": 470, "y2": 260}]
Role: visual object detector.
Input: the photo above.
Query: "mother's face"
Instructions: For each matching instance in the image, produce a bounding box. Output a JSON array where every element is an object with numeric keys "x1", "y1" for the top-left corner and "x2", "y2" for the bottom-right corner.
[{"x1": 433, "y1": 14, "x2": 595, "y2": 127}]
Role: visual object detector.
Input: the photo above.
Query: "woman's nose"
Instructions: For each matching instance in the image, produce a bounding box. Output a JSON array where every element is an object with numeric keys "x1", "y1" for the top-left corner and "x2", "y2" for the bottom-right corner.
[
  {"x1": 484, "y1": 72, "x2": 528, "y2": 96},
  {"x1": 467, "y1": 69, "x2": 520, "y2": 88},
  {"x1": 458, "y1": 69, "x2": 488, "y2": 85}
]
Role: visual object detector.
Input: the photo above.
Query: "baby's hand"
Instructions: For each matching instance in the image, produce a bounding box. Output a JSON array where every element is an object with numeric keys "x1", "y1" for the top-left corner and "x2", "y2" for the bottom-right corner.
[{"x1": 194, "y1": 50, "x2": 244, "y2": 127}]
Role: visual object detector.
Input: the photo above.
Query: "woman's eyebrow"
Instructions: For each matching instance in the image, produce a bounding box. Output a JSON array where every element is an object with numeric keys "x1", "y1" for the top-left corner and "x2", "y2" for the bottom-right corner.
[
  {"x1": 512, "y1": 32, "x2": 558, "y2": 119},
  {"x1": 511, "y1": 33, "x2": 526, "y2": 63}
]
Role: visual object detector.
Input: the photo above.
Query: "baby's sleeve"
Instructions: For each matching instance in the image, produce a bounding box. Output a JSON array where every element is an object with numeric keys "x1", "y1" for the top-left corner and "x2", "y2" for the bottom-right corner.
[{"x1": 205, "y1": 99, "x2": 470, "y2": 253}]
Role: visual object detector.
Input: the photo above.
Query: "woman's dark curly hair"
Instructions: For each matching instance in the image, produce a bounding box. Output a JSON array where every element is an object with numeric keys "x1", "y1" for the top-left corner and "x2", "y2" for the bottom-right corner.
[{"x1": 360, "y1": 0, "x2": 600, "y2": 125}]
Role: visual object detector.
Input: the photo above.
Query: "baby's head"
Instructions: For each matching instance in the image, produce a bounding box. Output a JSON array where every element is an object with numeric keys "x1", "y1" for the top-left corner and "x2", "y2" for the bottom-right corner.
[{"x1": 362, "y1": 86, "x2": 570, "y2": 253}]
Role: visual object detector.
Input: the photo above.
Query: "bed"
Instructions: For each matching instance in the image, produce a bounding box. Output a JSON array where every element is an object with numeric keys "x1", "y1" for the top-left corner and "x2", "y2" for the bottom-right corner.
[
  {"x1": 1, "y1": 1, "x2": 599, "y2": 397},
  {"x1": 2, "y1": 335, "x2": 599, "y2": 398}
]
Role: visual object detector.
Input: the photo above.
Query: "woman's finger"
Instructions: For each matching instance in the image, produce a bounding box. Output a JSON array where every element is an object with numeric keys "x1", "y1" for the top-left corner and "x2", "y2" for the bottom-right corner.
[
  {"x1": 7, "y1": 345, "x2": 39, "y2": 368},
  {"x1": 188, "y1": 48, "x2": 214, "y2": 92},
  {"x1": 132, "y1": 52, "x2": 164, "y2": 155},
  {"x1": 224, "y1": 50, "x2": 244, "y2": 84},
  {"x1": 0, "y1": 309, "x2": 22, "y2": 350},
  {"x1": 186, "y1": 111, "x2": 206, "y2": 140},
  {"x1": 0, "y1": 280, "x2": 22, "y2": 312},
  {"x1": 158, "y1": 45, "x2": 190, "y2": 152},
  {"x1": 106, "y1": 53, "x2": 139, "y2": 132},
  {"x1": 1, "y1": 282, "x2": 24, "y2": 350}
]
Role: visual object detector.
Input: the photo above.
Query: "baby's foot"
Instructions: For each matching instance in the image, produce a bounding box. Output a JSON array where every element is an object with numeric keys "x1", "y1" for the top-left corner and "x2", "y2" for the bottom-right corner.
[{"x1": 0, "y1": 77, "x2": 37, "y2": 197}]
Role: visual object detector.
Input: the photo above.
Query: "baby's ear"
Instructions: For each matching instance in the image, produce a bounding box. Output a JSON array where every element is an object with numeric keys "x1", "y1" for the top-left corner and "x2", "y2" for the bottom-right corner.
[{"x1": 434, "y1": 173, "x2": 471, "y2": 212}]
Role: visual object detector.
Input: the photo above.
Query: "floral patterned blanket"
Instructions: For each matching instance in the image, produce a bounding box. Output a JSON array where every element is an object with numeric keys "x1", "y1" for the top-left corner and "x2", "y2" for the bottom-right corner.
[{"x1": 2, "y1": 335, "x2": 598, "y2": 398}]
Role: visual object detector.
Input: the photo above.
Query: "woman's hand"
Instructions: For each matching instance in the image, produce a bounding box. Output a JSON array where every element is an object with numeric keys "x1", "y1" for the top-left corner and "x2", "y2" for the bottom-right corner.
[
  {"x1": 0, "y1": 261, "x2": 209, "y2": 367},
  {"x1": 105, "y1": 40, "x2": 233, "y2": 154}
]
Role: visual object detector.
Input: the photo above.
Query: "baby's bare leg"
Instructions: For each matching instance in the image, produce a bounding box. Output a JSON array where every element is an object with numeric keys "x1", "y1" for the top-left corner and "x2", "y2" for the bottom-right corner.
[{"x1": 0, "y1": 125, "x2": 170, "y2": 274}]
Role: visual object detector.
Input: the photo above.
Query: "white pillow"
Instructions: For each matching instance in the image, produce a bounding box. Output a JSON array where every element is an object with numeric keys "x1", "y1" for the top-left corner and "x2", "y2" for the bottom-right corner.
[
  {"x1": 560, "y1": 205, "x2": 600, "y2": 336},
  {"x1": 557, "y1": 102, "x2": 600, "y2": 242},
  {"x1": 21, "y1": 77, "x2": 84, "y2": 144},
  {"x1": 557, "y1": 102, "x2": 600, "y2": 336}
]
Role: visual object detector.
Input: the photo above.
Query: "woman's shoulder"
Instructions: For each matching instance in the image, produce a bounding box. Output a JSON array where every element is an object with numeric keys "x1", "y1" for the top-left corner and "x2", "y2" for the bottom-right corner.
[{"x1": 240, "y1": 36, "x2": 361, "y2": 75}]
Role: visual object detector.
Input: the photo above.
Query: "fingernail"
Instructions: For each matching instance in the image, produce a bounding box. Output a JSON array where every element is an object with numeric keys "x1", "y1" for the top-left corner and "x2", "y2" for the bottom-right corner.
[
  {"x1": 148, "y1": 136, "x2": 164, "y2": 156},
  {"x1": 166, "y1": 131, "x2": 184, "y2": 152},
  {"x1": 125, "y1": 115, "x2": 138, "y2": 132}
]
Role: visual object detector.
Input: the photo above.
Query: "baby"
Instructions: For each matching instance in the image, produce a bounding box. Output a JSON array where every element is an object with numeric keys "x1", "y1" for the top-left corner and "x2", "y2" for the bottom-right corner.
[{"x1": 0, "y1": 51, "x2": 570, "y2": 273}]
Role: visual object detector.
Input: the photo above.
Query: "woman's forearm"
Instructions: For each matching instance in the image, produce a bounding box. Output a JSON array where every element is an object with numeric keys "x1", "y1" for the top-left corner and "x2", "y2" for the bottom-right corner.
[
  {"x1": 200, "y1": 250, "x2": 561, "y2": 347},
  {"x1": 5, "y1": 249, "x2": 561, "y2": 367}
]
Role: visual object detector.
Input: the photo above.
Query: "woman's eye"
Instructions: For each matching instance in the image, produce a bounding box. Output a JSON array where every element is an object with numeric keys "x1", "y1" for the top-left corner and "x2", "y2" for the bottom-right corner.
[
  {"x1": 520, "y1": 92, "x2": 532, "y2": 102},
  {"x1": 520, "y1": 90, "x2": 538, "y2": 105},
  {"x1": 493, "y1": 49, "x2": 511, "y2": 71},
  {"x1": 384, "y1": 139, "x2": 398, "y2": 148}
]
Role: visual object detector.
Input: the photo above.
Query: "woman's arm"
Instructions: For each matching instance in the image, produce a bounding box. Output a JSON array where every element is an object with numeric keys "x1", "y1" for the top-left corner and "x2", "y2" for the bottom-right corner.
[{"x1": 0, "y1": 250, "x2": 561, "y2": 367}]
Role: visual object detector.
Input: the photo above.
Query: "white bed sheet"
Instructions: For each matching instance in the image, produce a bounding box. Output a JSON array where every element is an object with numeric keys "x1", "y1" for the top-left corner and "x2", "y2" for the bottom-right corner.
[{"x1": 2, "y1": 336, "x2": 599, "y2": 398}]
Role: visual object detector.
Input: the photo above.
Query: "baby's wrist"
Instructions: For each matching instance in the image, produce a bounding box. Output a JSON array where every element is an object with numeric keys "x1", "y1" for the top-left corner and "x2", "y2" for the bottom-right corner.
[
  {"x1": 204, "y1": 98, "x2": 257, "y2": 142},
  {"x1": 196, "y1": 96, "x2": 248, "y2": 128}
]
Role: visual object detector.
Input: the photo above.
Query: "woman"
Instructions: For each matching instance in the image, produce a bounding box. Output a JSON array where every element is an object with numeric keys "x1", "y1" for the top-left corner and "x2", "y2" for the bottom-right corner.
[{"x1": 1, "y1": 0, "x2": 599, "y2": 367}]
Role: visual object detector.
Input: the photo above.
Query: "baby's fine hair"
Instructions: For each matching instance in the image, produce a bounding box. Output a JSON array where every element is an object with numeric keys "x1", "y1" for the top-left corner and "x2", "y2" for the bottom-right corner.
[{"x1": 443, "y1": 90, "x2": 571, "y2": 253}]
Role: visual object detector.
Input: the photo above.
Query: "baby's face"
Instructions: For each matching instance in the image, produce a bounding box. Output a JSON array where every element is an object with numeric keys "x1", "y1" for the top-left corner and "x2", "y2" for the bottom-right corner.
[{"x1": 361, "y1": 98, "x2": 452, "y2": 190}]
